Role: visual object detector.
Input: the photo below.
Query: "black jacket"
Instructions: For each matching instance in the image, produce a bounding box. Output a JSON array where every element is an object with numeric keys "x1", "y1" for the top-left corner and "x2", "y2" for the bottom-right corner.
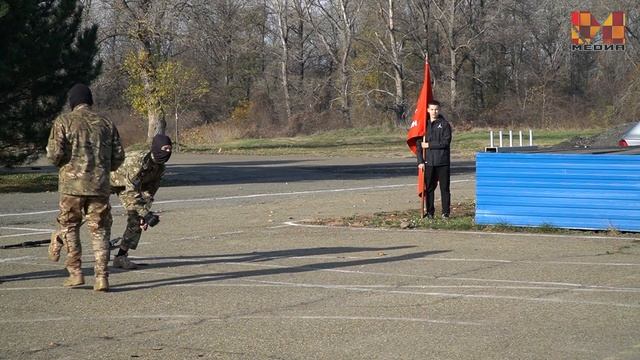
[{"x1": 416, "y1": 115, "x2": 452, "y2": 166}]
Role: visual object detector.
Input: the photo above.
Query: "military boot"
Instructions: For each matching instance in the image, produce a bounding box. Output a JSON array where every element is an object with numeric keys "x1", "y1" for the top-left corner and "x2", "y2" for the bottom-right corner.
[
  {"x1": 113, "y1": 255, "x2": 138, "y2": 270},
  {"x1": 93, "y1": 277, "x2": 109, "y2": 292},
  {"x1": 63, "y1": 274, "x2": 85, "y2": 287},
  {"x1": 48, "y1": 232, "x2": 64, "y2": 262}
]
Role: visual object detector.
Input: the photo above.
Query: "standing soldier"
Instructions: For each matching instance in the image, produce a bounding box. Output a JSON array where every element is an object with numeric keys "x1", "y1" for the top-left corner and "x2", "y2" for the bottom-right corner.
[
  {"x1": 110, "y1": 134, "x2": 172, "y2": 270},
  {"x1": 416, "y1": 100, "x2": 452, "y2": 219},
  {"x1": 47, "y1": 84, "x2": 125, "y2": 292}
]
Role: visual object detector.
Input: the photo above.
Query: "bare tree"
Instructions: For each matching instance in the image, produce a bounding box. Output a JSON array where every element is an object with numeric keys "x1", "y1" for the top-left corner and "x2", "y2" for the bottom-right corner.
[
  {"x1": 374, "y1": 0, "x2": 408, "y2": 126},
  {"x1": 308, "y1": 0, "x2": 364, "y2": 125},
  {"x1": 188, "y1": 0, "x2": 268, "y2": 113},
  {"x1": 431, "y1": 0, "x2": 489, "y2": 114},
  {"x1": 291, "y1": 0, "x2": 313, "y2": 87},
  {"x1": 78, "y1": 0, "x2": 639, "y2": 136},
  {"x1": 267, "y1": 0, "x2": 292, "y2": 121}
]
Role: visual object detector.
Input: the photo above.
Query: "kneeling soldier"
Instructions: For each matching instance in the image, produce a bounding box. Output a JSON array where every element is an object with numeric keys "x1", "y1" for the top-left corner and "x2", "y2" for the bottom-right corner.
[{"x1": 110, "y1": 134, "x2": 172, "y2": 269}]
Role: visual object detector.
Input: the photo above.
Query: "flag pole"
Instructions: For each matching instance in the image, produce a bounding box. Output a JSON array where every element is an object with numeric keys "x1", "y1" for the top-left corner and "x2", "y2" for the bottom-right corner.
[{"x1": 421, "y1": 54, "x2": 428, "y2": 218}]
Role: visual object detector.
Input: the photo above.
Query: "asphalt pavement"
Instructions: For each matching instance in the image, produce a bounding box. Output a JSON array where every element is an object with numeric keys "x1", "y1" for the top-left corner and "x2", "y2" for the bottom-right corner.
[{"x1": 0, "y1": 154, "x2": 638, "y2": 359}]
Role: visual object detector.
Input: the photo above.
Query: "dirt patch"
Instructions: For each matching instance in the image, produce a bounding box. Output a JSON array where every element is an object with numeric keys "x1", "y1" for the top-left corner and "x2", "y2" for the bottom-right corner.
[
  {"x1": 304, "y1": 201, "x2": 637, "y2": 237},
  {"x1": 305, "y1": 202, "x2": 476, "y2": 230}
]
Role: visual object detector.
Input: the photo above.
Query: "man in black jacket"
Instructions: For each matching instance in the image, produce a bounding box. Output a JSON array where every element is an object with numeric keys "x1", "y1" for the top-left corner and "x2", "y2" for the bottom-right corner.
[{"x1": 416, "y1": 100, "x2": 452, "y2": 219}]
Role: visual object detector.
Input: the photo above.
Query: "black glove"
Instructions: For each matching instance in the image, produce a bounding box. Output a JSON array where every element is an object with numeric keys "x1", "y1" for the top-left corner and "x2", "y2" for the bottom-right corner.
[{"x1": 142, "y1": 212, "x2": 160, "y2": 227}]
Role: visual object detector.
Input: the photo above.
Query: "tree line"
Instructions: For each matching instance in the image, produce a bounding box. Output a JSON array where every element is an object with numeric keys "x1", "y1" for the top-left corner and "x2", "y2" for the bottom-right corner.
[
  {"x1": 88, "y1": 0, "x2": 639, "y2": 132},
  {"x1": 1, "y1": 0, "x2": 639, "y2": 165}
]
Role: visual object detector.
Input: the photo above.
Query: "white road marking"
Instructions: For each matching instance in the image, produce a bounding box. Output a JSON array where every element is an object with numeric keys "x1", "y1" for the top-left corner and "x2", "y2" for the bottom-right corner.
[
  {"x1": 2, "y1": 260, "x2": 637, "y2": 308},
  {"x1": 0, "y1": 286, "x2": 63, "y2": 291},
  {"x1": 284, "y1": 255, "x2": 640, "y2": 267},
  {"x1": 241, "y1": 279, "x2": 640, "y2": 308},
  {"x1": 0, "y1": 226, "x2": 53, "y2": 232},
  {"x1": 154, "y1": 181, "x2": 469, "y2": 205},
  {"x1": 46, "y1": 257, "x2": 629, "y2": 293},
  {"x1": 0, "y1": 209, "x2": 58, "y2": 217},
  {"x1": 218, "y1": 231, "x2": 245, "y2": 236},
  {"x1": 0, "y1": 231, "x2": 52, "y2": 239},
  {"x1": 0, "y1": 256, "x2": 38, "y2": 263},
  {"x1": 2, "y1": 253, "x2": 637, "y2": 287},
  {"x1": 520, "y1": 260, "x2": 640, "y2": 267},
  {"x1": 220, "y1": 261, "x2": 640, "y2": 292},
  {"x1": 0, "y1": 314, "x2": 481, "y2": 326},
  {"x1": 3, "y1": 280, "x2": 638, "y2": 294},
  {"x1": 415, "y1": 257, "x2": 640, "y2": 267},
  {"x1": 0, "y1": 181, "x2": 471, "y2": 218},
  {"x1": 239, "y1": 315, "x2": 482, "y2": 326},
  {"x1": 437, "y1": 276, "x2": 587, "y2": 287},
  {"x1": 181, "y1": 282, "x2": 640, "y2": 293},
  {"x1": 0, "y1": 227, "x2": 54, "y2": 239}
]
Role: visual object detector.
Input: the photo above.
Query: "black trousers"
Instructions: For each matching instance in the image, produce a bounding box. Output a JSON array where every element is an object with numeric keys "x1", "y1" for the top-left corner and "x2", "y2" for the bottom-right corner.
[{"x1": 425, "y1": 165, "x2": 450, "y2": 216}]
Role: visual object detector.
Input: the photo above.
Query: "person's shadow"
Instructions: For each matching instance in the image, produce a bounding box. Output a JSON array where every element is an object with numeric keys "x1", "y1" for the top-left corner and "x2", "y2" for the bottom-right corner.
[
  {"x1": 0, "y1": 246, "x2": 451, "y2": 291},
  {"x1": 110, "y1": 246, "x2": 450, "y2": 292}
]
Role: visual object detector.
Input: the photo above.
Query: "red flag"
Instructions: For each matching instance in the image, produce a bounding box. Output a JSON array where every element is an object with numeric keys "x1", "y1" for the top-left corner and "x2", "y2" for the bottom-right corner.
[{"x1": 406, "y1": 59, "x2": 434, "y2": 154}]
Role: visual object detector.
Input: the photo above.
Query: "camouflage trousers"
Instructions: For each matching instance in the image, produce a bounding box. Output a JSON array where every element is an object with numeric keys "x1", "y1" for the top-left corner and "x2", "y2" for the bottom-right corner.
[
  {"x1": 56, "y1": 194, "x2": 112, "y2": 278},
  {"x1": 120, "y1": 210, "x2": 143, "y2": 250},
  {"x1": 116, "y1": 191, "x2": 152, "y2": 250}
]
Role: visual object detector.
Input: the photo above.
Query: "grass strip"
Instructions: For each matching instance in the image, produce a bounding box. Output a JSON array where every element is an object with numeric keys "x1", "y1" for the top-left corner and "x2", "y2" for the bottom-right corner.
[
  {"x1": 178, "y1": 127, "x2": 601, "y2": 158},
  {"x1": 305, "y1": 201, "x2": 634, "y2": 238},
  {"x1": 0, "y1": 172, "x2": 58, "y2": 193}
]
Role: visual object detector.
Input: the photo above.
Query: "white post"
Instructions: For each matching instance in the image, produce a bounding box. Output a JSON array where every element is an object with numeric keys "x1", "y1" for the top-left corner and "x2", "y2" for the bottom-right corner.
[
  {"x1": 529, "y1": 129, "x2": 533, "y2": 145},
  {"x1": 499, "y1": 131, "x2": 503, "y2": 147},
  {"x1": 490, "y1": 131, "x2": 494, "y2": 147},
  {"x1": 519, "y1": 131, "x2": 523, "y2": 146},
  {"x1": 175, "y1": 108, "x2": 179, "y2": 153},
  {"x1": 509, "y1": 130, "x2": 513, "y2": 147}
]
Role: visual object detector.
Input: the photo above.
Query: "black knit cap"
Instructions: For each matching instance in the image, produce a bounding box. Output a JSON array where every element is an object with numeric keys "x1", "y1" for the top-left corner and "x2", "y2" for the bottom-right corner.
[
  {"x1": 68, "y1": 83, "x2": 93, "y2": 109},
  {"x1": 151, "y1": 134, "x2": 172, "y2": 164}
]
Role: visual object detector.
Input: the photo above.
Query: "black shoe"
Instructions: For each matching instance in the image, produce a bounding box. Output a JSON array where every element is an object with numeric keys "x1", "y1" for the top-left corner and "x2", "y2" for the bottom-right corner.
[
  {"x1": 441, "y1": 214, "x2": 450, "y2": 219},
  {"x1": 425, "y1": 213, "x2": 434, "y2": 219}
]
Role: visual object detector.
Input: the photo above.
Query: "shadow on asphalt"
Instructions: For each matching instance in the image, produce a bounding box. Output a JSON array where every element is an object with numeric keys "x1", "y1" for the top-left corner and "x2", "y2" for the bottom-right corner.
[
  {"x1": 0, "y1": 159, "x2": 475, "y2": 190},
  {"x1": 0, "y1": 268, "x2": 65, "y2": 282},
  {"x1": 109, "y1": 248, "x2": 451, "y2": 292},
  {"x1": 0, "y1": 246, "x2": 422, "y2": 284},
  {"x1": 136, "y1": 245, "x2": 419, "y2": 264},
  {"x1": 161, "y1": 160, "x2": 475, "y2": 187}
]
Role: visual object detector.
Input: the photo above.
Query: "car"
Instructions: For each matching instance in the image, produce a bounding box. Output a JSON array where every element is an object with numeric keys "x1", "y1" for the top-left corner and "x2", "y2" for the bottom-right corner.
[{"x1": 618, "y1": 122, "x2": 640, "y2": 147}]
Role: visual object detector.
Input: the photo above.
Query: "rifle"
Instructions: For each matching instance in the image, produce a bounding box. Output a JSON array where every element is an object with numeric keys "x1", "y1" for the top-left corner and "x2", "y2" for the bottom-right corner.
[
  {"x1": 0, "y1": 239, "x2": 51, "y2": 249},
  {"x1": 109, "y1": 237, "x2": 123, "y2": 249},
  {"x1": 2, "y1": 238, "x2": 126, "y2": 250}
]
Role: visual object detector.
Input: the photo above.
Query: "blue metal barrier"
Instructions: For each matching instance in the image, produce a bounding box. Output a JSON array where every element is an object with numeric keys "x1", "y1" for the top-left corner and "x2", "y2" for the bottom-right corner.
[{"x1": 475, "y1": 153, "x2": 640, "y2": 232}]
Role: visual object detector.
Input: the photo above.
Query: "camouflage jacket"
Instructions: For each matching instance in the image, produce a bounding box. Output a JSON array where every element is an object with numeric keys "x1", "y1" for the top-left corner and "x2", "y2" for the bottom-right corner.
[
  {"x1": 110, "y1": 150, "x2": 165, "y2": 217},
  {"x1": 47, "y1": 105, "x2": 125, "y2": 196}
]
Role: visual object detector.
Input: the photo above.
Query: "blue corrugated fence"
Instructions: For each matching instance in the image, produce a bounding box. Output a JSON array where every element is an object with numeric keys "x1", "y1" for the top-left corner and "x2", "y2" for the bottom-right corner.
[{"x1": 475, "y1": 153, "x2": 640, "y2": 232}]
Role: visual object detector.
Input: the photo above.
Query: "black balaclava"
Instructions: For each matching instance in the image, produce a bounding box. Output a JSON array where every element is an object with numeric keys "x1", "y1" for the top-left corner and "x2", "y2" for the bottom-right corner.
[
  {"x1": 151, "y1": 134, "x2": 172, "y2": 164},
  {"x1": 68, "y1": 84, "x2": 94, "y2": 110}
]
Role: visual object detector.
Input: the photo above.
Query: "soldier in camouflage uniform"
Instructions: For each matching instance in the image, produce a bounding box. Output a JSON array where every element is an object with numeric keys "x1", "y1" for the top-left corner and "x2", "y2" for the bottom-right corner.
[
  {"x1": 110, "y1": 134, "x2": 172, "y2": 269},
  {"x1": 46, "y1": 84, "x2": 125, "y2": 292}
]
